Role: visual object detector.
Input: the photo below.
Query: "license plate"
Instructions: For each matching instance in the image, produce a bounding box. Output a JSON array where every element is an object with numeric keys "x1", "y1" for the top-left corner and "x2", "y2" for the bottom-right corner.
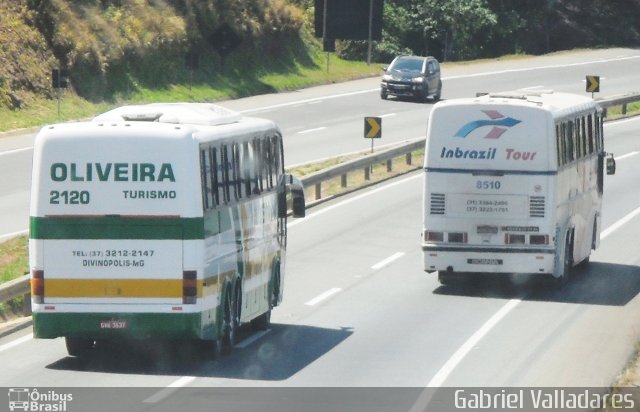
[
  {"x1": 477, "y1": 225, "x2": 499, "y2": 234},
  {"x1": 100, "y1": 320, "x2": 128, "y2": 329},
  {"x1": 467, "y1": 258, "x2": 503, "y2": 265}
]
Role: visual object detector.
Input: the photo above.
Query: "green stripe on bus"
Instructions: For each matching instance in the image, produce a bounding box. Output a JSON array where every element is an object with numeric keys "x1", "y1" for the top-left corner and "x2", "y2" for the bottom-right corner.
[
  {"x1": 33, "y1": 311, "x2": 215, "y2": 340},
  {"x1": 30, "y1": 216, "x2": 204, "y2": 240}
]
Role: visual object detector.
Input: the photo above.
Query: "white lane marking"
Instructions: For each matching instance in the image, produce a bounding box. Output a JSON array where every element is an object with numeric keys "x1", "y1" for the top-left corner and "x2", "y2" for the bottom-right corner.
[
  {"x1": 601, "y1": 205, "x2": 640, "y2": 240},
  {"x1": 427, "y1": 298, "x2": 522, "y2": 388},
  {"x1": 521, "y1": 85, "x2": 545, "y2": 90},
  {"x1": 238, "y1": 55, "x2": 640, "y2": 114},
  {"x1": 289, "y1": 173, "x2": 423, "y2": 228},
  {"x1": 0, "y1": 147, "x2": 31, "y2": 157},
  {"x1": 143, "y1": 376, "x2": 196, "y2": 404},
  {"x1": 605, "y1": 116, "x2": 640, "y2": 127},
  {"x1": 298, "y1": 126, "x2": 327, "y2": 134},
  {"x1": 286, "y1": 136, "x2": 425, "y2": 169},
  {"x1": 371, "y1": 252, "x2": 405, "y2": 270},
  {"x1": 0, "y1": 333, "x2": 32, "y2": 353},
  {"x1": 304, "y1": 288, "x2": 342, "y2": 306},
  {"x1": 379, "y1": 113, "x2": 397, "y2": 118},
  {"x1": 444, "y1": 55, "x2": 640, "y2": 80},
  {"x1": 235, "y1": 329, "x2": 271, "y2": 349},
  {"x1": 615, "y1": 151, "x2": 639, "y2": 161},
  {"x1": 412, "y1": 205, "x2": 640, "y2": 394},
  {"x1": 239, "y1": 89, "x2": 378, "y2": 114}
]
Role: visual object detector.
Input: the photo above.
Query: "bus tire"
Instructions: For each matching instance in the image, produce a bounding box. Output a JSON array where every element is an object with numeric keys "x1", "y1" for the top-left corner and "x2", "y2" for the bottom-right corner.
[
  {"x1": 438, "y1": 271, "x2": 463, "y2": 286},
  {"x1": 557, "y1": 232, "x2": 574, "y2": 286},
  {"x1": 252, "y1": 267, "x2": 279, "y2": 331},
  {"x1": 65, "y1": 337, "x2": 94, "y2": 357},
  {"x1": 222, "y1": 286, "x2": 241, "y2": 354},
  {"x1": 252, "y1": 310, "x2": 271, "y2": 331}
]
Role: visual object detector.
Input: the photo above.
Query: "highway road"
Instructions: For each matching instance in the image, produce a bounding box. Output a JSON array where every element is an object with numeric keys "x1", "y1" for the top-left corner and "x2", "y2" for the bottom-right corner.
[
  {"x1": 1, "y1": 48, "x2": 640, "y2": 410},
  {"x1": 2, "y1": 48, "x2": 640, "y2": 239}
]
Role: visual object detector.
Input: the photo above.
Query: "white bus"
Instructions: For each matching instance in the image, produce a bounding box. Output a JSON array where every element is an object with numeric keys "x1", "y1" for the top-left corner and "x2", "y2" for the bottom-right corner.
[
  {"x1": 422, "y1": 91, "x2": 616, "y2": 285},
  {"x1": 30, "y1": 103, "x2": 305, "y2": 357}
]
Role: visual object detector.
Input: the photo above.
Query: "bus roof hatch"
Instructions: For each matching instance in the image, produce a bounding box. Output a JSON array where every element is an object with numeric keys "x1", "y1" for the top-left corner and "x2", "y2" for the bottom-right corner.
[{"x1": 93, "y1": 103, "x2": 242, "y2": 126}]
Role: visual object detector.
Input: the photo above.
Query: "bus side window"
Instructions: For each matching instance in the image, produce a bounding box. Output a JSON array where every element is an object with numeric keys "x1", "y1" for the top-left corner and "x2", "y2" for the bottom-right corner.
[
  {"x1": 210, "y1": 147, "x2": 220, "y2": 207},
  {"x1": 200, "y1": 148, "x2": 212, "y2": 210},
  {"x1": 231, "y1": 143, "x2": 242, "y2": 200},
  {"x1": 221, "y1": 145, "x2": 231, "y2": 203},
  {"x1": 555, "y1": 125, "x2": 563, "y2": 167},
  {"x1": 587, "y1": 114, "x2": 595, "y2": 153},
  {"x1": 582, "y1": 117, "x2": 587, "y2": 157},
  {"x1": 566, "y1": 121, "x2": 575, "y2": 163},
  {"x1": 595, "y1": 114, "x2": 604, "y2": 152},
  {"x1": 255, "y1": 137, "x2": 266, "y2": 193}
]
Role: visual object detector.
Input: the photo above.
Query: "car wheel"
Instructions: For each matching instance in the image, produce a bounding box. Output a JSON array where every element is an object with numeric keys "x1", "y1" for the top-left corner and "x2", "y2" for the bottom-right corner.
[
  {"x1": 433, "y1": 82, "x2": 442, "y2": 102},
  {"x1": 380, "y1": 90, "x2": 388, "y2": 100}
]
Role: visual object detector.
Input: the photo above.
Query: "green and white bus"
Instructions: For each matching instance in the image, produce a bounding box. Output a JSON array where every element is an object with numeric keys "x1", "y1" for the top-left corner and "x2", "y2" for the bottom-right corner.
[{"x1": 29, "y1": 103, "x2": 305, "y2": 357}]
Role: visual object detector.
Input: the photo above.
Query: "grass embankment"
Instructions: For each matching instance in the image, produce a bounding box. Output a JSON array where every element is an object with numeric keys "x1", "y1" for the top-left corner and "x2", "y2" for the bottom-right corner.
[
  {"x1": 0, "y1": 236, "x2": 28, "y2": 319},
  {"x1": 0, "y1": 54, "x2": 379, "y2": 133}
]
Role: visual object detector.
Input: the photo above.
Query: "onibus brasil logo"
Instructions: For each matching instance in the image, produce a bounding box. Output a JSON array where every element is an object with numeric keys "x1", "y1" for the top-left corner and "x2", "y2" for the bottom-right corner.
[{"x1": 8, "y1": 388, "x2": 73, "y2": 411}]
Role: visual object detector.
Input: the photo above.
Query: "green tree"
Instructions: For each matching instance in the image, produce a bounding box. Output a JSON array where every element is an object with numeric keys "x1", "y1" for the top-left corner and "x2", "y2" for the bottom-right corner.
[{"x1": 407, "y1": 0, "x2": 497, "y2": 60}]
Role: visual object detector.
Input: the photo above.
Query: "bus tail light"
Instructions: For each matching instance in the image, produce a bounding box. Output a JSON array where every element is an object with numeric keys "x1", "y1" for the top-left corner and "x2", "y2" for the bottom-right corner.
[
  {"x1": 182, "y1": 270, "x2": 198, "y2": 304},
  {"x1": 529, "y1": 234, "x2": 550, "y2": 245},
  {"x1": 32, "y1": 270, "x2": 44, "y2": 304},
  {"x1": 424, "y1": 231, "x2": 444, "y2": 242},
  {"x1": 447, "y1": 232, "x2": 468, "y2": 243},
  {"x1": 505, "y1": 234, "x2": 526, "y2": 244}
]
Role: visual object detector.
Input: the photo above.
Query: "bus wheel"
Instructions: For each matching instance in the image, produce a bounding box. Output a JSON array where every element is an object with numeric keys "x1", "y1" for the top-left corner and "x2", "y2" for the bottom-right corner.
[
  {"x1": 438, "y1": 271, "x2": 463, "y2": 286},
  {"x1": 222, "y1": 287, "x2": 240, "y2": 353},
  {"x1": 209, "y1": 338, "x2": 223, "y2": 360},
  {"x1": 252, "y1": 310, "x2": 271, "y2": 331},
  {"x1": 65, "y1": 337, "x2": 94, "y2": 357},
  {"x1": 557, "y1": 233, "x2": 574, "y2": 286},
  {"x1": 252, "y1": 268, "x2": 279, "y2": 331}
]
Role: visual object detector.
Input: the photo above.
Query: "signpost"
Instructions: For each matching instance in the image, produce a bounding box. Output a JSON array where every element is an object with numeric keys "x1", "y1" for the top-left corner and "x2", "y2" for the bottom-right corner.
[
  {"x1": 364, "y1": 116, "x2": 382, "y2": 153},
  {"x1": 586, "y1": 75, "x2": 600, "y2": 97},
  {"x1": 52, "y1": 69, "x2": 69, "y2": 117}
]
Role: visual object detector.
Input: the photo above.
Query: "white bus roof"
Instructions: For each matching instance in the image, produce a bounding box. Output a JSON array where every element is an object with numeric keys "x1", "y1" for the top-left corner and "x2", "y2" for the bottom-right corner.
[
  {"x1": 93, "y1": 102, "x2": 243, "y2": 126},
  {"x1": 438, "y1": 90, "x2": 599, "y2": 119}
]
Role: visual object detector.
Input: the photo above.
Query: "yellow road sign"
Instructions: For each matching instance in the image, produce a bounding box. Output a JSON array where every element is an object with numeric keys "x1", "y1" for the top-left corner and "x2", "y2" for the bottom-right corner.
[
  {"x1": 586, "y1": 75, "x2": 600, "y2": 93},
  {"x1": 364, "y1": 116, "x2": 382, "y2": 138}
]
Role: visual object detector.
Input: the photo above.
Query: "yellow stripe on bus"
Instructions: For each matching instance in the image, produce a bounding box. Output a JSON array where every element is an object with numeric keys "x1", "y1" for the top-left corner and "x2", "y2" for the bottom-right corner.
[{"x1": 44, "y1": 279, "x2": 201, "y2": 298}]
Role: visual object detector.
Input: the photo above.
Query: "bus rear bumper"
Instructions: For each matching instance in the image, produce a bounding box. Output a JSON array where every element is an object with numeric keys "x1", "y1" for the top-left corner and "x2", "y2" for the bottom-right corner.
[
  {"x1": 32, "y1": 311, "x2": 216, "y2": 340},
  {"x1": 422, "y1": 245, "x2": 556, "y2": 275}
]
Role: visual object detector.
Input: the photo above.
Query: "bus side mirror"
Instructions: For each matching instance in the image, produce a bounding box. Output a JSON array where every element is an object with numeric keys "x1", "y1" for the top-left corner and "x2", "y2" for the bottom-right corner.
[
  {"x1": 277, "y1": 174, "x2": 306, "y2": 218},
  {"x1": 606, "y1": 154, "x2": 616, "y2": 175}
]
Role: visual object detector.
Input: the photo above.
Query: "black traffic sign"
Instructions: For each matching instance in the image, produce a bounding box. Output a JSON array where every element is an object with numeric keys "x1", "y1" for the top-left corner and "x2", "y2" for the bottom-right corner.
[{"x1": 364, "y1": 116, "x2": 381, "y2": 139}]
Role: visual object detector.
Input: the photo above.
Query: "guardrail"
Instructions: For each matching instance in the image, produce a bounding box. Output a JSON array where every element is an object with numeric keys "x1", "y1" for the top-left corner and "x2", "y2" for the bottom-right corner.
[
  {"x1": 598, "y1": 92, "x2": 640, "y2": 116},
  {"x1": 1, "y1": 92, "x2": 639, "y2": 314},
  {"x1": 0, "y1": 274, "x2": 31, "y2": 315}
]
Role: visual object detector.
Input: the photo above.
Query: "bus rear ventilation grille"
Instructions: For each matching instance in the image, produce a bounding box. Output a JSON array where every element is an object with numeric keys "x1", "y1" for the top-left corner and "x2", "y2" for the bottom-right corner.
[
  {"x1": 430, "y1": 193, "x2": 446, "y2": 215},
  {"x1": 529, "y1": 196, "x2": 545, "y2": 218}
]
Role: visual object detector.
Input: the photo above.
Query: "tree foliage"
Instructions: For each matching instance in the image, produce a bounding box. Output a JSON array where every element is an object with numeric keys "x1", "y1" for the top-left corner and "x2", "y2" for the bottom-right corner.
[{"x1": 332, "y1": 0, "x2": 640, "y2": 62}]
